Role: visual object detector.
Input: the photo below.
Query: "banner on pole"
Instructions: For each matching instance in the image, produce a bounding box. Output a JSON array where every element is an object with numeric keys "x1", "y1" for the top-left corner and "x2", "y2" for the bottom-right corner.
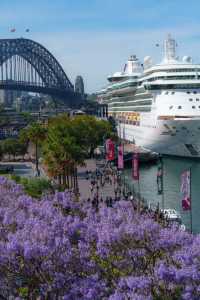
[
  {"x1": 118, "y1": 144, "x2": 124, "y2": 169},
  {"x1": 132, "y1": 153, "x2": 139, "y2": 180},
  {"x1": 180, "y1": 169, "x2": 191, "y2": 210},
  {"x1": 105, "y1": 139, "x2": 115, "y2": 161}
]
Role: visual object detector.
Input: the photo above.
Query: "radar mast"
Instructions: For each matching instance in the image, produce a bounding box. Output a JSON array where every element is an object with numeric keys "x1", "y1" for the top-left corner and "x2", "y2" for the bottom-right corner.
[{"x1": 163, "y1": 34, "x2": 177, "y2": 62}]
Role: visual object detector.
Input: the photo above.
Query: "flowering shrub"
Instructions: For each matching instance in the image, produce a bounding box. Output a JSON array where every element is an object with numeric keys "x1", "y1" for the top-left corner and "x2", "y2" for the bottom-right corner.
[{"x1": 0, "y1": 176, "x2": 199, "y2": 299}]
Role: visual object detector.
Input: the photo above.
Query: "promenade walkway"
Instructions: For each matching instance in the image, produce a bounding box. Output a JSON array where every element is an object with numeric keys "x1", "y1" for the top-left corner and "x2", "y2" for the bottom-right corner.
[{"x1": 77, "y1": 159, "x2": 116, "y2": 201}]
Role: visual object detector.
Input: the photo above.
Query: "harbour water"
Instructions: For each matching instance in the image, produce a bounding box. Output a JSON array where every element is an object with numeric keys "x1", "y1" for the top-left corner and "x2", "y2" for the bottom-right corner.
[{"x1": 124, "y1": 156, "x2": 200, "y2": 234}]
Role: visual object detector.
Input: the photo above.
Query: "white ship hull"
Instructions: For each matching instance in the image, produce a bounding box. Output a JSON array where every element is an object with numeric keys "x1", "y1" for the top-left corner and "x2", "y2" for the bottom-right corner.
[
  {"x1": 98, "y1": 35, "x2": 200, "y2": 158},
  {"x1": 118, "y1": 118, "x2": 200, "y2": 157}
]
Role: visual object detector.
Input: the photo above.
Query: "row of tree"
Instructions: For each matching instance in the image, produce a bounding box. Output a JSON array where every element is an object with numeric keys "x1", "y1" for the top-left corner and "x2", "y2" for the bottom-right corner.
[
  {"x1": 19, "y1": 114, "x2": 115, "y2": 190},
  {"x1": 0, "y1": 138, "x2": 27, "y2": 160}
]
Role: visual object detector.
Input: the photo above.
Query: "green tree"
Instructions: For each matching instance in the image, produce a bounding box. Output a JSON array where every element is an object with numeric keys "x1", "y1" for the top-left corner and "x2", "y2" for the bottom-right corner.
[
  {"x1": 71, "y1": 115, "x2": 114, "y2": 157},
  {"x1": 21, "y1": 177, "x2": 52, "y2": 198},
  {"x1": 2, "y1": 138, "x2": 18, "y2": 160},
  {"x1": 20, "y1": 123, "x2": 47, "y2": 176},
  {"x1": 43, "y1": 115, "x2": 85, "y2": 189}
]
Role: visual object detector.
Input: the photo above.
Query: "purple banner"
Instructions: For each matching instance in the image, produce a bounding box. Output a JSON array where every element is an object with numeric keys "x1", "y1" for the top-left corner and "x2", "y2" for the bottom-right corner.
[{"x1": 180, "y1": 170, "x2": 191, "y2": 211}]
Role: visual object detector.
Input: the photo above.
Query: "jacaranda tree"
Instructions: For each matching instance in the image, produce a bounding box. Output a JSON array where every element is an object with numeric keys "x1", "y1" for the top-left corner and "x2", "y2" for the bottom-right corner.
[{"x1": 0, "y1": 177, "x2": 199, "y2": 299}]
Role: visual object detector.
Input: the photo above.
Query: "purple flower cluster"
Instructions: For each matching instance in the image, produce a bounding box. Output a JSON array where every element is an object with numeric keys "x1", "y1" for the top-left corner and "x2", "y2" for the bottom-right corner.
[{"x1": 0, "y1": 177, "x2": 199, "y2": 299}]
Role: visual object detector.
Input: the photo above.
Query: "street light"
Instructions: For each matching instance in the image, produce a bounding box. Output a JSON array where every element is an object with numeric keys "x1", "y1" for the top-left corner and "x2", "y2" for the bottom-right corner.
[{"x1": 157, "y1": 153, "x2": 164, "y2": 210}]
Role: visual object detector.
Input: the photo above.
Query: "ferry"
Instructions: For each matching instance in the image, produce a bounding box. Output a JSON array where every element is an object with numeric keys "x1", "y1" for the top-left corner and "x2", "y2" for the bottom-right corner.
[{"x1": 98, "y1": 34, "x2": 200, "y2": 157}]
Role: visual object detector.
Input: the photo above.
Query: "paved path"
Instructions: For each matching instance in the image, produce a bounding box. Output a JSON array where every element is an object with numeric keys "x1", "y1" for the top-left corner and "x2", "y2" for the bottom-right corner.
[{"x1": 77, "y1": 159, "x2": 116, "y2": 201}]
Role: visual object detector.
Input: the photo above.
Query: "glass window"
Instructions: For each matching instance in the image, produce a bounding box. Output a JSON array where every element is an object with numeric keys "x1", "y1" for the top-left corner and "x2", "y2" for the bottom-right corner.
[
  {"x1": 187, "y1": 91, "x2": 190, "y2": 94},
  {"x1": 192, "y1": 106, "x2": 196, "y2": 109},
  {"x1": 196, "y1": 99, "x2": 199, "y2": 101},
  {"x1": 189, "y1": 98, "x2": 193, "y2": 101},
  {"x1": 193, "y1": 91, "x2": 197, "y2": 94},
  {"x1": 178, "y1": 106, "x2": 182, "y2": 109},
  {"x1": 171, "y1": 91, "x2": 175, "y2": 94},
  {"x1": 169, "y1": 106, "x2": 173, "y2": 109}
]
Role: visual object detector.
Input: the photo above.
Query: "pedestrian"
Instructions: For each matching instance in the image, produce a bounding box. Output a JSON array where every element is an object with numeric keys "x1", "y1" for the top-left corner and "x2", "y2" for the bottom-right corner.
[
  {"x1": 92, "y1": 198, "x2": 96, "y2": 208},
  {"x1": 87, "y1": 197, "x2": 90, "y2": 202},
  {"x1": 95, "y1": 197, "x2": 99, "y2": 211},
  {"x1": 90, "y1": 185, "x2": 93, "y2": 193},
  {"x1": 106, "y1": 196, "x2": 109, "y2": 207}
]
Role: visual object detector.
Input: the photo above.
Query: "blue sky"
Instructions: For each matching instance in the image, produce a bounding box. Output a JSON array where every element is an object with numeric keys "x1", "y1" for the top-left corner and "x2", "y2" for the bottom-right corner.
[{"x1": 0, "y1": 0, "x2": 200, "y2": 92}]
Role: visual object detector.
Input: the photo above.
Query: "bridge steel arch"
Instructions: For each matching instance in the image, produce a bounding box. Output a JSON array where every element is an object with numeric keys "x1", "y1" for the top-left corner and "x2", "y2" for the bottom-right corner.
[{"x1": 0, "y1": 38, "x2": 80, "y2": 105}]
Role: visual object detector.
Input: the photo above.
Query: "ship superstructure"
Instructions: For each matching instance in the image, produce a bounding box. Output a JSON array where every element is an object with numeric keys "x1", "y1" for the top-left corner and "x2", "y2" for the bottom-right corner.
[{"x1": 98, "y1": 35, "x2": 200, "y2": 157}]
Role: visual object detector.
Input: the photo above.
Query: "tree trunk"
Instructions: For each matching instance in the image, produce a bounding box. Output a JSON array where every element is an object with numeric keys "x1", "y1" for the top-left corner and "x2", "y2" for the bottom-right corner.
[
  {"x1": 70, "y1": 167, "x2": 73, "y2": 189},
  {"x1": 58, "y1": 174, "x2": 62, "y2": 185},
  {"x1": 73, "y1": 167, "x2": 75, "y2": 189},
  {"x1": 35, "y1": 141, "x2": 39, "y2": 176},
  {"x1": 75, "y1": 167, "x2": 78, "y2": 190},
  {"x1": 63, "y1": 168, "x2": 67, "y2": 187},
  {"x1": 67, "y1": 167, "x2": 69, "y2": 188}
]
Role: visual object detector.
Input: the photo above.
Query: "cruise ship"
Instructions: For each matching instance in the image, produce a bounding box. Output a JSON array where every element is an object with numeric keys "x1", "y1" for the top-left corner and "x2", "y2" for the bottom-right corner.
[{"x1": 97, "y1": 35, "x2": 200, "y2": 157}]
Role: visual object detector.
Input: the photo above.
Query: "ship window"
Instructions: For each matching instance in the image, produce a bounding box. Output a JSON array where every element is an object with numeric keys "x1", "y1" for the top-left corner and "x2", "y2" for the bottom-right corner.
[
  {"x1": 193, "y1": 91, "x2": 197, "y2": 94},
  {"x1": 178, "y1": 106, "x2": 182, "y2": 109},
  {"x1": 189, "y1": 98, "x2": 193, "y2": 101},
  {"x1": 171, "y1": 91, "x2": 175, "y2": 95},
  {"x1": 187, "y1": 91, "x2": 190, "y2": 94},
  {"x1": 196, "y1": 98, "x2": 200, "y2": 101},
  {"x1": 192, "y1": 106, "x2": 196, "y2": 109},
  {"x1": 169, "y1": 106, "x2": 173, "y2": 109},
  {"x1": 199, "y1": 106, "x2": 200, "y2": 108},
  {"x1": 165, "y1": 91, "x2": 168, "y2": 95}
]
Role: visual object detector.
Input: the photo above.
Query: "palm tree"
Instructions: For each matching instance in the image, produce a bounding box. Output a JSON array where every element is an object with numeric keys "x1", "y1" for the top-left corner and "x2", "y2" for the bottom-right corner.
[{"x1": 20, "y1": 123, "x2": 46, "y2": 176}]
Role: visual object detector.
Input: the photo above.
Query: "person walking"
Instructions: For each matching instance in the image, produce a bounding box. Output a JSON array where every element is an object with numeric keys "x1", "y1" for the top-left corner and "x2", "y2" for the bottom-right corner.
[{"x1": 106, "y1": 196, "x2": 109, "y2": 207}]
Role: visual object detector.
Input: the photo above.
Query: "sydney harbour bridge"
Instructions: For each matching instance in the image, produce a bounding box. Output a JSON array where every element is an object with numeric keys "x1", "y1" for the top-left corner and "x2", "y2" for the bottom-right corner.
[{"x1": 0, "y1": 38, "x2": 81, "y2": 106}]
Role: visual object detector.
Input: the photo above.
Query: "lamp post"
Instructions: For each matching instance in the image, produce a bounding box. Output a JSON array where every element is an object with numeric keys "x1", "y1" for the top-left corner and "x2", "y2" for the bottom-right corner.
[{"x1": 157, "y1": 153, "x2": 164, "y2": 210}]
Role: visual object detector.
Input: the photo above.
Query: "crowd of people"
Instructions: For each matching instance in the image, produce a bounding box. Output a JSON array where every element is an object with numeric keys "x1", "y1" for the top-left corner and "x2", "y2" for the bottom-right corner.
[
  {"x1": 83, "y1": 162, "x2": 175, "y2": 228},
  {"x1": 85, "y1": 163, "x2": 126, "y2": 209}
]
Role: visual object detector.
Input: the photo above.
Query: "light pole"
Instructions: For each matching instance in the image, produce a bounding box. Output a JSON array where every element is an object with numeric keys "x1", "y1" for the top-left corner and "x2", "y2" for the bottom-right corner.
[{"x1": 157, "y1": 153, "x2": 164, "y2": 210}]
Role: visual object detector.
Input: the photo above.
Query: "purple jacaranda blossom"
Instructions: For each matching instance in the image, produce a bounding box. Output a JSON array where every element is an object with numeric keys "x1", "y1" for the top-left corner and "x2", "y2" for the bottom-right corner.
[{"x1": 0, "y1": 176, "x2": 200, "y2": 299}]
